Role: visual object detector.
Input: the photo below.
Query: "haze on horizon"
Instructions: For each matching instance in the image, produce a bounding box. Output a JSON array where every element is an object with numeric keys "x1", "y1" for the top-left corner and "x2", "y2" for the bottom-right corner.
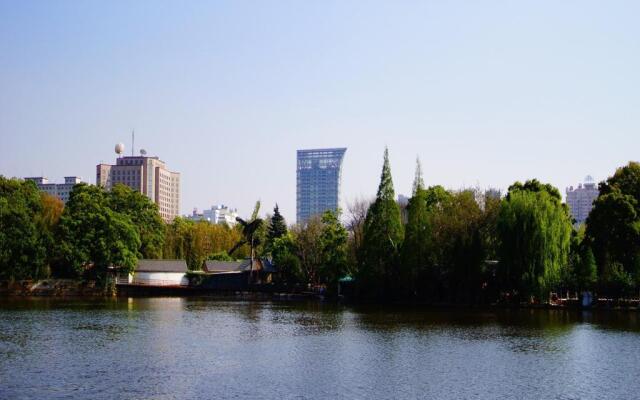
[{"x1": 1, "y1": 1, "x2": 639, "y2": 222}]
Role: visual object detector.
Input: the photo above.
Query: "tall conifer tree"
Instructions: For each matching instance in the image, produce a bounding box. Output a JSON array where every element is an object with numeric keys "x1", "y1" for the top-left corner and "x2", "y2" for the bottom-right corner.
[
  {"x1": 400, "y1": 158, "x2": 430, "y2": 298},
  {"x1": 358, "y1": 148, "x2": 404, "y2": 298},
  {"x1": 267, "y1": 204, "x2": 287, "y2": 251}
]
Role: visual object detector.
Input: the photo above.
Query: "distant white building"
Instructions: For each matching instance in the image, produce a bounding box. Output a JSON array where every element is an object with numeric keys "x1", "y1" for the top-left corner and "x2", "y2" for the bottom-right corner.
[
  {"x1": 186, "y1": 205, "x2": 239, "y2": 226},
  {"x1": 566, "y1": 176, "x2": 599, "y2": 225},
  {"x1": 24, "y1": 176, "x2": 83, "y2": 204}
]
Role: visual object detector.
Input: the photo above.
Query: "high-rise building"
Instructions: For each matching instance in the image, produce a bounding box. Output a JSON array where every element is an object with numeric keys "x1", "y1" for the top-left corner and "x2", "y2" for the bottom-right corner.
[
  {"x1": 24, "y1": 176, "x2": 83, "y2": 204},
  {"x1": 296, "y1": 147, "x2": 347, "y2": 223},
  {"x1": 97, "y1": 149, "x2": 180, "y2": 222},
  {"x1": 566, "y1": 176, "x2": 599, "y2": 225}
]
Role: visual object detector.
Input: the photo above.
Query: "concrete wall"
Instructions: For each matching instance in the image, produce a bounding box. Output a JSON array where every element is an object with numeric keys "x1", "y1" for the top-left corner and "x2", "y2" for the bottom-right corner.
[{"x1": 132, "y1": 272, "x2": 188, "y2": 286}]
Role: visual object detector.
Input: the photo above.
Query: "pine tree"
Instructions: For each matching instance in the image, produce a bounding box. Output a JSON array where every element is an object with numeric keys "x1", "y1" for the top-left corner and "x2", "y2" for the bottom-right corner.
[
  {"x1": 358, "y1": 147, "x2": 404, "y2": 298},
  {"x1": 267, "y1": 204, "x2": 287, "y2": 250}
]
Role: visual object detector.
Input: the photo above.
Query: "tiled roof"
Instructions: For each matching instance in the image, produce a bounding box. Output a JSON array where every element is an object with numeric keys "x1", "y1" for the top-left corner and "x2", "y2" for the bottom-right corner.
[
  {"x1": 203, "y1": 260, "x2": 251, "y2": 273},
  {"x1": 135, "y1": 259, "x2": 188, "y2": 273}
]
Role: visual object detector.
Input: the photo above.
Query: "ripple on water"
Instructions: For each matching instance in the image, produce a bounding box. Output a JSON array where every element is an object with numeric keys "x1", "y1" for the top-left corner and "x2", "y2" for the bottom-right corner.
[{"x1": 1, "y1": 299, "x2": 640, "y2": 400}]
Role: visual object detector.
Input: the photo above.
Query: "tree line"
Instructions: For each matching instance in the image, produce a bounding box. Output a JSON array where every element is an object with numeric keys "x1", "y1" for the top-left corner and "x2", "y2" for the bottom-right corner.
[
  {"x1": 0, "y1": 177, "x2": 348, "y2": 292},
  {"x1": 0, "y1": 179, "x2": 246, "y2": 282},
  {"x1": 351, "y1": 150, "x2": 640, "y2": 303},
  {"x1": 1, "y1": 155, "x2": 639, "y2": 302}
]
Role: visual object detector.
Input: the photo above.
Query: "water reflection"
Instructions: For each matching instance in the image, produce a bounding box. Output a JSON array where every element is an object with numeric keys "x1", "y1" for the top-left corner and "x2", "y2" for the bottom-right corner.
[{"x1": 1, "y1": 298, "x2": 639, "y2": 400}]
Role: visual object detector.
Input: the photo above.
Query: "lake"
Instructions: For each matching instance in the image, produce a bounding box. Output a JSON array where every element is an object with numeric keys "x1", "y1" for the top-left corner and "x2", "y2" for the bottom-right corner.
[{"x1": 1, "y1": 297, "x2": 639, "y2": 400}]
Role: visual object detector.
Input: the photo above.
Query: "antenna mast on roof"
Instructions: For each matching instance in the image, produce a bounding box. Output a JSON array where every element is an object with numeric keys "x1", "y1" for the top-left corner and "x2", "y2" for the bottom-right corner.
[{"x1": 131, "y1": 129, "x2": 135, "y2": 156}]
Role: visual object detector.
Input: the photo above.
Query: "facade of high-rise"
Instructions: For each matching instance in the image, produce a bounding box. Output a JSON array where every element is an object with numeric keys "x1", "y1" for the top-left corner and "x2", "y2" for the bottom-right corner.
[
  {"x1": 296, "y1": 148, "x2": 347, "y2": 223},
  {"x1": 186, "y1": 204, "x2": 239, "y2": 226},
  {"x1": 97, "y1": 154, "x2": 180, "y2": 222},
  {"x1": 24, "y1": 176, "x2": 83, "y2": 204},
  {"x1": 566, "y1": 176, "x2": 599, "y2": 225}
]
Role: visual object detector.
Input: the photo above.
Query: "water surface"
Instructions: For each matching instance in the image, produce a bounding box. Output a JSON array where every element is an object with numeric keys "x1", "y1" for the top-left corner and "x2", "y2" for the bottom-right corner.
[{"x1": 1, "y1": 297, "x2": 639, "y2": 400}]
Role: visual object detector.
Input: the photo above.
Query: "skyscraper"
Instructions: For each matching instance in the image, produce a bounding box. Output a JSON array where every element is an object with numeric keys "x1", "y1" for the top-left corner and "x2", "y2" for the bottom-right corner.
[
  {"x1": 296, "y1": 148, "x2": 347, "y2": 223},
  {"x1": 97, "y1": 147, "x2": 180, "y2": 222},
  {"x1": 566, "y1": 175, "x2": 599, "y2": 225}
]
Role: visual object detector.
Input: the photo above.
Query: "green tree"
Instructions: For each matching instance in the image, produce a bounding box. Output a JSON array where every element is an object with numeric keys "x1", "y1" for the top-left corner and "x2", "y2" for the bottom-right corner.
[
  {"x1": 271, "y1": 233, "x2": 303, "y2": 285},
  {"x1": 600, "y1": 262, "x2": 634, "y2": 298},
  {"x1": 426, "y1": 190, "x2": 486, "y2": 303},
  {"x1": 162, "y1": 217, "x2": 245, "y2": 269},
  {"x1": 586, "y1": 162, "x2": 640, "y2": 295},
  {"x1": 208, "y1": 251, "x2": 233, "y2": 261},
  {"x1": 318, "y1": 210, "x2": 349, "y2": 297},
  {"x1": 424, "y1": 185, "x2": 452, "y2": 210},
  {"x1": 109, "y1": 184, "x2": 165, "y2": 259},
  {"x1": 598, "y1": 161, "x2": 640, "y2": 202},
  {"x1": 189, "y1": 221, "x2": 245, "y2": 270},
  {"x1": 358, "y1": 148, "x2": 404, "y2": 298},
  {"x1": 0, "y1": 178, "x2": 47, "y2": 280},
  {"x1": 36, "y1": 193, "x2": 64, "y2": 277},
  {"x1": 292, "y1": 215, "x2": 324, "y2": 284},
  {"x1": 575, "y1": 245, "x2": 597, "y2": 292},
  {"x1": 564, "y1": 227, "x2": 597, "y2": 295},
  {"x1": 507, "y1": 179, "x2": 562, "y2": 202},
  {"x1": 497, "y1": 182, "x2": 572, "y2": 301},
  {"x1": 56, "y1": 184, "x2": 140, "y2": 280},
  {"x1": 400, "y1": 158, "x2": 430, "y2": 298},
  {"x1": 163, "y1": 217, "x2": 194, "y2": 259},
  {"x1": 266, "y1": 204, "x2": 287, "y2": 252}
]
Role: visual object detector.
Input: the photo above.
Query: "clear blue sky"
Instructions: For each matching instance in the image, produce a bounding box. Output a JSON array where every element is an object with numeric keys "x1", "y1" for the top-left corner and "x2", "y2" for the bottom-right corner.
[{"x1": 1, "y1": 1, "x2": 639, "y2": 222}]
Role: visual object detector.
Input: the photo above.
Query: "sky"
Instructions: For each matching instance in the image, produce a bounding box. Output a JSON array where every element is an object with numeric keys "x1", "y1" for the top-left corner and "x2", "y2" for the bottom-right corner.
[{"x1": 1, "y1": 1, "x2": 639, "y2": 222}]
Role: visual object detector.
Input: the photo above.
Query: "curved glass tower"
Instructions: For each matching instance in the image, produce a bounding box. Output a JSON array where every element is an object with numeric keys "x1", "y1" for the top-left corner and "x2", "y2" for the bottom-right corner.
[{"x1": 296, "y1": 148, "x2": 347, "y2": 223}]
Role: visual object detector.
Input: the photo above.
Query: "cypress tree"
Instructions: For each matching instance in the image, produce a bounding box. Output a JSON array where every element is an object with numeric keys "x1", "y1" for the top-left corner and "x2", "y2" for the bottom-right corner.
[
  {"x1": 411, "y1": 157, "x2": 425, "y2": 196},
  {"x1": 400, "y1": 158, "x2": 430, "y2": 298},
  {"x1": 358, "y1": 148, "x2": 404, "y2": 298}
]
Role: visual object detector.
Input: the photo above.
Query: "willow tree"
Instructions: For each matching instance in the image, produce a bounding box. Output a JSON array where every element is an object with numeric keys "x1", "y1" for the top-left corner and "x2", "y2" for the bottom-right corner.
[
  {"x1": 358, "y1": 148, "x2": 404, "y2": 298},
  {"x1": 497, "y1": 181, "x2": 572, "y2": 301}
]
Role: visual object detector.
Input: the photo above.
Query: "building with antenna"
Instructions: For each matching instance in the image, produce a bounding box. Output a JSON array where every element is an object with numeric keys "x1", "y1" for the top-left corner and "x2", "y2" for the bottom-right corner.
[
  {"x1": 97, "y1": 143, "x2": 180, "y2": 222},
  {"x1": 566, "y1": 175, "x2": 599, "y2": 225}
]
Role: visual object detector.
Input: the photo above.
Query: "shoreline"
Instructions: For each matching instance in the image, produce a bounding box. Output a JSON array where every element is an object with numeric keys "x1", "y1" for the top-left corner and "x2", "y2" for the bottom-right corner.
[
  {"x1": 2, "y1": 279, "x2": 639, "y2": 312},
  {"x1": 2, "y1": 294, "x2": 639, "y2": 313}
]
